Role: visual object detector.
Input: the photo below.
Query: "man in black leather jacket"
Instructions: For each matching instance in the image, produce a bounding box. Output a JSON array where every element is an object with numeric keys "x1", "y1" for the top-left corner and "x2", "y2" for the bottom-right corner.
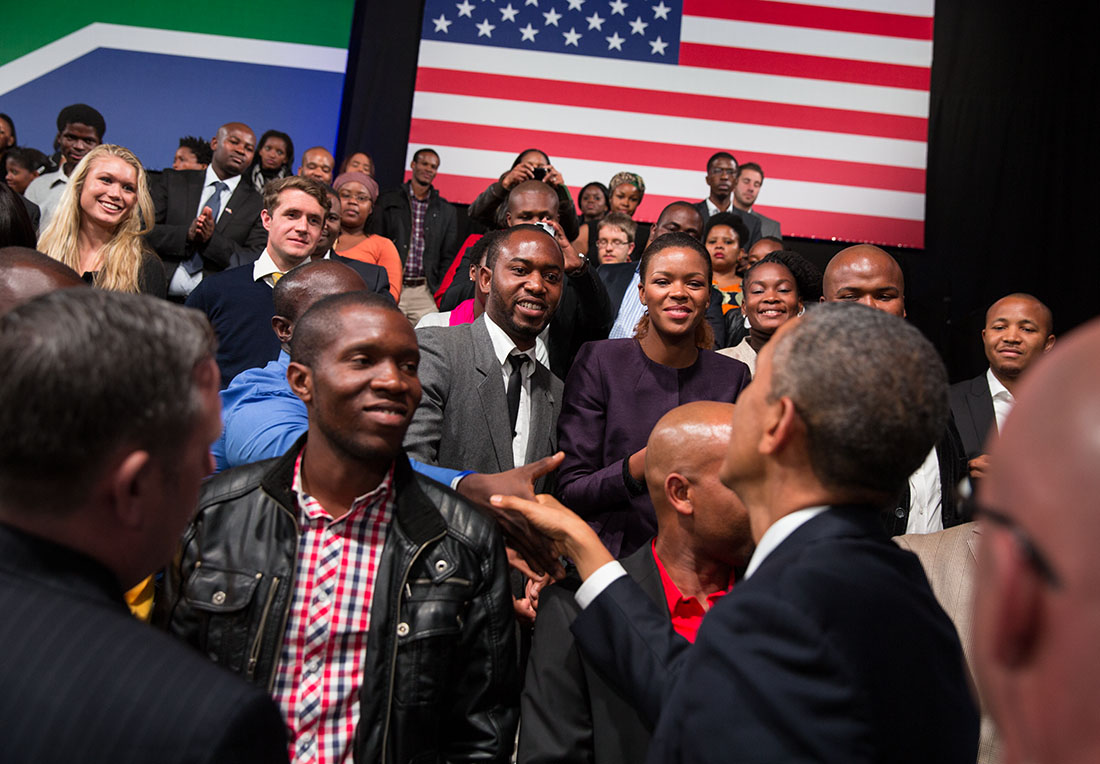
[{"x1": 157, "y1": 290, "x2": 518, "y2": 764}]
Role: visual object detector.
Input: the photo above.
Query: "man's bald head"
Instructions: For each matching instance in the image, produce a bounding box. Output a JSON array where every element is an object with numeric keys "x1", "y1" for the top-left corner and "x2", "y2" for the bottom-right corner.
[
  {"x1": 210, "y1": 122, "x2": 256, "y2": 179},
  {"x1": 821, "y1": 245, "x2": 906, "y2": 317},
  {"x1": 651, "y1": 201, "x2": 704, "y2": 243},
  {"x1": 974, "y1": 316, "x2": 1100, "y2": 763},
  {"x1": 646, "y1": 401, "x2": 752, "y2": 567},
  {"x1": 505, "y1": 180, "x2": 559, "y2": 227},
  {"x1": 271, "y1": 260, "x2": 367, "y2": 347},
  {"x1": 0, "y1": 247, "x2": 86, "y2": 314},
  {"x1": 299, "y1": 146, "x2": 335, "y2": 184}
]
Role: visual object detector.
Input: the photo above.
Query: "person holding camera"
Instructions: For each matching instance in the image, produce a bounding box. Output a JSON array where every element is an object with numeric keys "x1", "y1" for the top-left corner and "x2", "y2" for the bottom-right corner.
[{"x1": 467, "y1": 148, "x2": 582, "y2": 241}]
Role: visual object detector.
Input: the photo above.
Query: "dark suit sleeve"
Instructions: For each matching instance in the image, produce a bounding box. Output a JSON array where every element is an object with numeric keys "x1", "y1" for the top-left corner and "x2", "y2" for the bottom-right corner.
[
  {"x1": 202, "y1": 205, "x2": 267, "y2": 270},
  {"x1": 548, "y1": 265, "x2": 613, "y2": 378},
  {"x1": 646, "y1": 590, "x2": 872, "y2": 764},
  {"x1": 403, "y1": 327, "x2": 449, "y2": 464},
  {"x1": 570, "y1": 575, "x2": 691, "y2": 727},
  {"x1": 707, "y1": 287, "x2": 726, "y2": 349},
  {"x1": 203, "y1": 688, "x2": 289, "y2": 764},
  {"x1": 518, "y1": 581, "x2": 596, "y2": 764},
  {"x1": 146, "y1": 172, "x2": 191, "y2": 261}
]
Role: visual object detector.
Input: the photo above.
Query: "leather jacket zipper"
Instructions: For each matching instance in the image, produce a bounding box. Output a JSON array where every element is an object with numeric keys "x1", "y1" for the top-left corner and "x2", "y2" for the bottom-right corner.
[
  {"x1": 247, "y1": 575, "x2": 280, "y2": 681},
  {"x1": 380, "y1": 530, "x2": 446, "y2": 762}
]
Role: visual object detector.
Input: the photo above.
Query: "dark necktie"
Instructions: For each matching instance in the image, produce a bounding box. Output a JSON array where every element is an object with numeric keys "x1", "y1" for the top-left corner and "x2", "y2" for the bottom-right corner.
[
  {"x1": 506, "y1": 353, "x2": 529, "y2": 438},
  {"x1": 183, "y1": 181, "x2": 229, "y2": 275}
]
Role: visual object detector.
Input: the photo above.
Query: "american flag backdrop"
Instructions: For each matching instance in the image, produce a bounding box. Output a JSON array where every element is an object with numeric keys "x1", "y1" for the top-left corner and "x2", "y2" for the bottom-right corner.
[{"x1": 407, "y1": 0, "x2": 934, "y2": 247}]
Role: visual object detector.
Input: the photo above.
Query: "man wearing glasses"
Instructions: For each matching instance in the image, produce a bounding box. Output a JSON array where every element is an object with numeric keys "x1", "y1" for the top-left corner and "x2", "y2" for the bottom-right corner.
[
  {"x1": 692, "y1": 150, "x2": 762, "y2": 246},
  {"x1": 972, "y1": 316, "x2": 1100, "y2": 764}
]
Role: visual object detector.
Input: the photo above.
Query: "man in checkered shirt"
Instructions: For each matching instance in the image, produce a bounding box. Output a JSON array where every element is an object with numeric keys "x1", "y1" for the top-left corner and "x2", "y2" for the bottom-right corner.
[{"x1": 159, "y1": 290, "x2": 518, "y2": 764}]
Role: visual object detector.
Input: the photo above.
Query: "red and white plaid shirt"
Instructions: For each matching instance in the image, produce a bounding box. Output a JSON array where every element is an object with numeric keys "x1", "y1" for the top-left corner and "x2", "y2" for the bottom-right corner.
[{"x1": 272, "y1": 450, "x2": 395, "y2": 764}]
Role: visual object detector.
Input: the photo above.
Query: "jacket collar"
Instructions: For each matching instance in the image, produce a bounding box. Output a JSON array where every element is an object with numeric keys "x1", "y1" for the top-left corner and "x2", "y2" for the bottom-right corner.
[
  {"x1": 260, "y1": 433, "x2": 447, "y2": 545},
  {"x1": 404, "y1": 180, "x2": 437, "y2": 203}
]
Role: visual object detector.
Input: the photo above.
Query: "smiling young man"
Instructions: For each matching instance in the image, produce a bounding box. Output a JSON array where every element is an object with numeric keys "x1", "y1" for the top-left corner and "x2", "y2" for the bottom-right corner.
[
  {"x1": 161, "y1": 290, "x2": 518, "y2": 764},
  {"x1": 950, "y1": 293, "x2": 1054, "y2": 476},
  {"x1": 405, "y1": 225, "x2": 565, "y2": 492},
  {"x1": 186, "y1": 175, "x2": 327, "y2": 387},
  {"x1": 148, "y1": 121, "x2": 268, "y2": 297}
]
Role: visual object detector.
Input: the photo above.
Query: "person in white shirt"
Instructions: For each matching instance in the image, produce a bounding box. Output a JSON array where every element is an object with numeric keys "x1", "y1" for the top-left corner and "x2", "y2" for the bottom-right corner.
[
  {"x1": 24, "y1": 104, "x2": 105, "y2": 234},
  {"x1": 950, "y1": 293, "x2": 1055, "y2": 477}
]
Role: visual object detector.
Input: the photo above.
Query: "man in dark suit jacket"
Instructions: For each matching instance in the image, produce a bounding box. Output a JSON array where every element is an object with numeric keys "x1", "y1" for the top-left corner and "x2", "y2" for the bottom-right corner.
[
  {"x1": 0, "y1": 288, "x2": 287, "y2": 764},
  {"x1": 495, "y1": 304, "x2": 979, "y2": 762},
  {"x1": 147, "y1": 122, "x2": 267, "y2": 298},
  {"x1": 404, "y1": 226, "x2": 566, "y2": 491},
  {"x1": 950, "y1": 293, "x2": 1055, "y2": 472},
  {"x1": 519, "y1": 402, "x2": 752, "y2": 764},
  {"x1": 692, "y1": 151, "x2": 762, "y2": 247}
]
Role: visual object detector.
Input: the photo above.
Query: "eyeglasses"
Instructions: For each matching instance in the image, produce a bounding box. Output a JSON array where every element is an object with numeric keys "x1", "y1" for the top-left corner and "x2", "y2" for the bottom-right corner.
[
  {"x1": 962, "y1": 493, "x2": 1062, "y2": 589},
  {"x1": 708, "y1": 167, "x2": 737, "y2": 177},
  {"x1": 338, "y1": 191, "x2": 371, "y2": 204},
  {"x1": 596, "y1": 238, "x2": 630, "y2": 249}
]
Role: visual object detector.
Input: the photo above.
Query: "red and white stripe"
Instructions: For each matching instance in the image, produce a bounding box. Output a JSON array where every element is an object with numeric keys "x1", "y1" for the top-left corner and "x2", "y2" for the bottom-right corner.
[{"x1": 408, "y1": 0, "x2": 934, "y2": 247}]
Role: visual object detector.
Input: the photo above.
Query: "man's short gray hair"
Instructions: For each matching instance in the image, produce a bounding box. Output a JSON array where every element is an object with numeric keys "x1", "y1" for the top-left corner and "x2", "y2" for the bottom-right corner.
[
  {"x1": 769, "y1": 302, "x2": 948, "y2": 499},
  {"x1": 0, "y1": 290, "x2": 216, "y2": 513}
]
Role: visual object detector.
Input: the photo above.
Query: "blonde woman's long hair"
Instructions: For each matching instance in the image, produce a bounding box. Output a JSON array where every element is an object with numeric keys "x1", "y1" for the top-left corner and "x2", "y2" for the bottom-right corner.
[{"x1": 38, "y1": 144, "x2": 154, "y2": 294}]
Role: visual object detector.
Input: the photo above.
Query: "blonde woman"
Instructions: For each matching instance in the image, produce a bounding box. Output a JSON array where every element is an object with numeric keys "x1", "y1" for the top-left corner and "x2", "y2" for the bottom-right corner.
[{"x1": 38, "y1": 144, "x2": 166, "y2": 296}]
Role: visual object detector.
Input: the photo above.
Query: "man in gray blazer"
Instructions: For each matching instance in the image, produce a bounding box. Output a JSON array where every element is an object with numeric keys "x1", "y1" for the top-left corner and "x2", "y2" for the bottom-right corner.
[
  {"x1": 405, "y1": 225, "x2": 565, "y2": 492},
  {"x1": 732, "y1": 162, "x2": 782, "y2": 241}
]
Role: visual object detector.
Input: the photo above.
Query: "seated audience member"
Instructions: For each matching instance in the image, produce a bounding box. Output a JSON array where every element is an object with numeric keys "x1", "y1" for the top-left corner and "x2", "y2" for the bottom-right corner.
[
  {"x1": 186, "y1": 175, "x2": 326, "y2": 387},
  {"x1": 495, "y1": 303, "x2": 979, "y2": 762},
  {"x1": 5, "y1": 147, "x2": 49, "y2": 196},
  {"x1": 723, "y1": 248, "x2": 822, "y2": 349},
  {"x1": 172, "y1": 135, "x2": 211, "y2": 171},
  {"x1": 593, "y1": 212, "x2": 636, "y2": 264},
  {"x1": 973, "y1": 317, "x2": 1100, "y2": 764},
  {"x1": 297, "y1": 146, "x2": 335, "y2": 184},
  {"x1": 0, "y1": 183, "x2": 37, "y2": 248},
  {"x1": 557, "y1": 233, "x2": 751, "y2": 558},
  {"x1": 332, "y1": 171, "x2": 402, "y2": 300},
  {"x1": 576, "y1": 181, "x2": 609, "y2": 222},
  {"x1": 148, "y1": 122, "x2": 266, "y2": 298},
  {"x1": 896, "y1": 522, "x2": 1002, "y2": 764},
  {"x1": 950, "y1": 293, "x2": 1054, "y2": 477},
  {"x1": 439, "y1": 180, "x2": 611, "y2": 379},
  {"x1": 519, "y1": 401, "x2": 753, "y2": 764},
  {"x1": 247, "y1": 129, "x2": 294, "y2": 194},
  {"x1": 0, "y1": 112, "x2": 14, "y2": 150},
  {"x1": 601, "y1": 201, "x2": 725, "y2": 347},
  {"x1": 374, "y1": 147, "x2": 458, "y2": 322},
  {"x1": 731, "y1": 162, "x2": 781, "y2": 240},
  {"x1": 468, "y1": 148, "x2": 581, "y2": 240},
  {"x1": 24, "y1": 103, "x2": 105, "y2": 233},
  {"x1": 703, "y1": 211, "x2": 751, "y2": 313},
  {"x1": 38, "y1": 144, "x2": 166, "y2": 296},
  {"x1": 405, "y1": 226, "x2": 565, "y2": 491},
  {"x1": 604, "y1": 171, "x2": 650, "y2": 247},
  {"x1": 310, "y1": 185, "x2": 390, "y2": 295},
  {"x1": 340, "y1": 150, "x2": 373, "y2": 176},
  {"x1": 718, "y1": 254, "x2": 803, "y2": 376},
  {"x1": 822, "y1": 244, "x2": 968, "y2": 536},
  {"x1": 0, "y1": 246, "x2": 85, "y2": 312},
  {"x1": 0, "y1": 289, "x2": 288, "y2": 764},
  {"x1": 160, "y1": 290, "x2": 519, "y2": 764}
]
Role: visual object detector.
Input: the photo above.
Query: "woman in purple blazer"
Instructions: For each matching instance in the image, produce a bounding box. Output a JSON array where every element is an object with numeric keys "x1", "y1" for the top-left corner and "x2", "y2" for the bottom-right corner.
[{"x1": 557, "y1": 232, "x2": 752, "y2": 557}]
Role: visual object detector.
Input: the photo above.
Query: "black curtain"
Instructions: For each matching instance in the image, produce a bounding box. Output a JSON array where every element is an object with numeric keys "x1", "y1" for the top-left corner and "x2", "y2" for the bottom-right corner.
[
  {"x1": 336, "y1": 1, "x2": 425, "y2": 190},
  {"x1": 925, "y1": 0, "x2": 1100, "y2": 380}
]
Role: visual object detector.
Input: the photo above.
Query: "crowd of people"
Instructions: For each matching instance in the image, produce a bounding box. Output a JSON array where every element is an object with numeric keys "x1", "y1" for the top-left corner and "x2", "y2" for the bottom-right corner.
[{"x1": 1, "y1": 102, "x2": 1096, "y2": 764}]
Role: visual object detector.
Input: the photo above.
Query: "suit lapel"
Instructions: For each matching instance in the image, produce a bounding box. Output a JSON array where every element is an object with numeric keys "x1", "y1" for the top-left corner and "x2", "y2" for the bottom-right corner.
[
  {"x1": 185, "y1": 172, "x2": 204, "y2": 221},
  {"x1": 472, "y1": 318, "x2": 514, "y2": 471},
  {"x1": 968, "y1": 376, "x2": 995, "y2": 448},
  {"x1": 524, "y1": 362, "x2": 556, "y2": 466},
  {"x1": 215, "y1": 181, "x2": 250, "y2": 234}
]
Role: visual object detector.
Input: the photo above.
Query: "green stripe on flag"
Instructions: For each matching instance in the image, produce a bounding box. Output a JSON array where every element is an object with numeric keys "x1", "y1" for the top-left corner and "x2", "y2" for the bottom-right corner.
[{"x1": 0, "y1": 0, "x2": 356, "y2": 67}]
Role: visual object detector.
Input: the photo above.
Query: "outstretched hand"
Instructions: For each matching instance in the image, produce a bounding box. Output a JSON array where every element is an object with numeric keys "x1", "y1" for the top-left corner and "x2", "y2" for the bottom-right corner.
[
  {"x1": 457, "y1": 452, "x2": 566, "y2": 577},
  {"x1": 489, "y1": 493, "x2": 614, "y2": 580}
]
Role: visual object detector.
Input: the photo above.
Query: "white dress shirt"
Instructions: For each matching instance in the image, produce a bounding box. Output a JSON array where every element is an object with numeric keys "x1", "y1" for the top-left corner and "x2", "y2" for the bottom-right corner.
[
  {"x1": 194, "y1": 166, "x2": 242, "y2": 221},
  {"x1": 24, "y1": 166, "x2": 69, "y2": 235},
  {"x1": 483, "y1": 314, "x2": 538, "y2": 467},
  {"x1": 608, "y1": 267, "x2": 644, "y2": 339},
  {"x1": 905, "y1": 447, "x2": 943, "y2": 534},
  {"x1": 252, "y1": 249, "x2": 288, "y2": 289},
  {"x1": 986, "y1": 367, "x2": 1015, "y2": 435}
]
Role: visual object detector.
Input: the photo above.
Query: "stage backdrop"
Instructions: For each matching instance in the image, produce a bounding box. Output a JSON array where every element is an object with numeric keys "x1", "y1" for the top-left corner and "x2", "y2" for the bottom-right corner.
[
  {"x1": 0, "y1": 1, "x2": 354, "y2": 172},
  {"x1": 406, "y1": 0, "x2": 934, "y2": 247}
]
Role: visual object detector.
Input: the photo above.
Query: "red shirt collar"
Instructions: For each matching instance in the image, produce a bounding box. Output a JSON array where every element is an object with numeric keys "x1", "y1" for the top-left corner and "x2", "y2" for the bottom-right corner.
[{"x1": 651, "y1": 539, "x2": 734, "y2": 643}]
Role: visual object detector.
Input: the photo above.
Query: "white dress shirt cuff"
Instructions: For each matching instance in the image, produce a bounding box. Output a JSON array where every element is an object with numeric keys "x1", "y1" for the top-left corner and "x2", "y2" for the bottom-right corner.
[{"x1": 574, "y1": 561, "x2": 627, "y2": 609}]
